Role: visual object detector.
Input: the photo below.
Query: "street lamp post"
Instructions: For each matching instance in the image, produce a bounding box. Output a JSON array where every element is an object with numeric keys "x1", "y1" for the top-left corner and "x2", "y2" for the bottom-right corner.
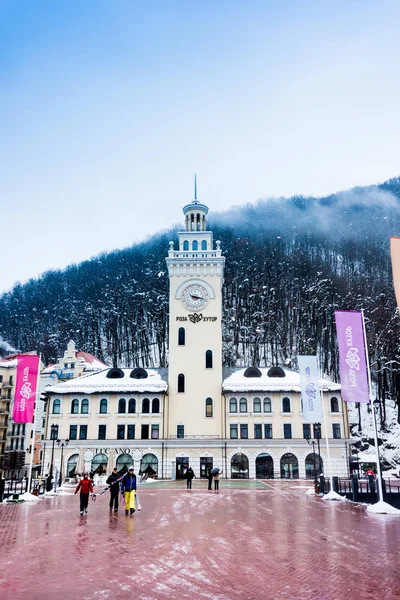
[
  {"x1": 49, "y1": 424, "x2": 58, "y2": 478},
  {"x1": 57, "y1": 439, "x2": 69, "y2": 487}
]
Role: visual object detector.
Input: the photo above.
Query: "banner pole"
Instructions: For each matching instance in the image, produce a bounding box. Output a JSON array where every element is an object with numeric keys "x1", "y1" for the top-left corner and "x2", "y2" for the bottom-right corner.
[
  {"x1": 27, "y1": 356, "x2": 41, "y2": 495},
  {"x1": 317, "y1": 357, "x2": 334, "y2": 491},
  {"x1": 361, "y1": 311, "x2": 384, "y2": 503}
]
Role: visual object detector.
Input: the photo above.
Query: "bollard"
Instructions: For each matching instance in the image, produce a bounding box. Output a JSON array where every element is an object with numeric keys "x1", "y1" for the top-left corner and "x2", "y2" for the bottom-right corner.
[
  {"x1": 319, "y1": 475, "x2": 325, "y2": 494},
  {"x1": 332, "y1": 476, "x2": 339, "y2": 493}
]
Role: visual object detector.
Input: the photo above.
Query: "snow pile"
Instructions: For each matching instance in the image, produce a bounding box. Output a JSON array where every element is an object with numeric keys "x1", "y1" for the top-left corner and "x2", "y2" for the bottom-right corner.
[{"x1": 367, "y1": 501, "x2": 400, "y2": 515}]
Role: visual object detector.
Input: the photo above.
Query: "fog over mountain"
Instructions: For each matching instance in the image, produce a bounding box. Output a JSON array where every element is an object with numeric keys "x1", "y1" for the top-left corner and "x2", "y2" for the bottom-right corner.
[{"x1": 1, "y1": 177, "x2": 400, "y2": 460}]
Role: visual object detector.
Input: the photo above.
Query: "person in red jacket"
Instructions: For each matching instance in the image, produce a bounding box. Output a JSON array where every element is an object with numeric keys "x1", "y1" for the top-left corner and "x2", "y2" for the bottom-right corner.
[{"x1": 75, "y1": 472, "x2": 94, "y2": 515}]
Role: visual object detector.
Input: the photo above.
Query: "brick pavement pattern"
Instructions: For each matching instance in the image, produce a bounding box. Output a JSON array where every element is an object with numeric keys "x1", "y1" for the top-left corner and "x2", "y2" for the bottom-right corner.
[{"x1": 0, "y1": 481, "x2": 399, "y2": 600}]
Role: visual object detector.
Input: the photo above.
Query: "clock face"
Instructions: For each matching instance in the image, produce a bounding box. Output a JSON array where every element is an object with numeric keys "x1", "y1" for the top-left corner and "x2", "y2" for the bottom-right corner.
[{"x1": 181, "y1": 283, "x2": 210, "y2": 311}]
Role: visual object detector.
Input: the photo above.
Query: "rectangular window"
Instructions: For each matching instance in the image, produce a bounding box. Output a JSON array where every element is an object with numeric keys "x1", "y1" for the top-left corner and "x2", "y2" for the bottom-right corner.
[
  {"x1": 69, "y1": 425, "x2": 77, "y2": 440},
  {"x1": 303, "y1": 424, "x2": 311, "y2": 439},
  {"x1": 240, "y1": 424, "x2": 248, "y2": 439},
  {"x1": 332, "y1": 424, "x2": 341, "y2": 439},
  {"x1": 283, "y1": 424, "x2": 292, "y2": 439},
  {"x1": 15, "y1": 438, "x2": 19, "y2": 450},
  {"x1": 230, "y1": 424, "x2": 238, "y2": 439},
  {"x1": 79, "y1": 425, "x2": 87, "y2": 440},
  {"x1": 264, "y1": 424, "x2": 273, "y2": 439},
  {"x1": 177, "y1": 425, "x2": 184, "y2": 439},
  {"x1": 0, "y1": 375, "x2": 2, "y2": 382},
  {"x1": 141, "y1": 424, "x2": 149, "y2": 439},
  {"x1": 127, "y1": 424, "x2": 135, "y2": 440},
  {"x1": 9, "y1": 375, "x2": 13, "y2": 385},
  {"x1": 254, "y1": 424, "x2": 262, "y2": 439},
  {"x1": 117, "y1": 425, "x2": 125, "y2": 440},
  {"x1": 151, "y1": 424, "x2": 159, "y2": 439},
  {"x1": 98, "y1": 425, "x2": 106, "y2": 440}
]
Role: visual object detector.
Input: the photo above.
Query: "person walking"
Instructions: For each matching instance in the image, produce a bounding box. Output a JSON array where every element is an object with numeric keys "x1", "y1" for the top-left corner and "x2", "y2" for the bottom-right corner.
[
  {"x1": 106, "y1": 467, "x2": 120, "y2": 513},
  {"x1": 213, "y1": 469, "x2": 222, "y2": 492},
  {"x1": 74, "y1": 472, "x2": 93, "y2": 516},
  {"x1": 186, "y1": 467, "x2": 195, "y2": 489},
  {"x1": 121, "y1": 467, "x2": 137, "y2": 516}
]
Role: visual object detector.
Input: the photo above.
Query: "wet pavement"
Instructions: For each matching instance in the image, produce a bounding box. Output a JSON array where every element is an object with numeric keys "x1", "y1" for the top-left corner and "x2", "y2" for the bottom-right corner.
[{"x1": 0, "y1": 480, "x2": 399, "y2": 600}]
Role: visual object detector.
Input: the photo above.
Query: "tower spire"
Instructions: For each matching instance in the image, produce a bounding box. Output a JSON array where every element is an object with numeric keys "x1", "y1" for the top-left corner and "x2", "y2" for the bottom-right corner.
[{"x1": 194, "y1": 174, "x2": 198, "y2": 204}]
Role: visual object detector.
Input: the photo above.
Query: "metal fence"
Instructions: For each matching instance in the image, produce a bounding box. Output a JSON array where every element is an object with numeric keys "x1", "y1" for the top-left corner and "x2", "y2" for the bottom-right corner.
[{"x1": 318, "y1": 476, "x2": 400, "y2": 509}]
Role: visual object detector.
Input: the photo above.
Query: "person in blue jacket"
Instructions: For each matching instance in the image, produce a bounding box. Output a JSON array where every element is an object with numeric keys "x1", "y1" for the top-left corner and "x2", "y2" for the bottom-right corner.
[{"x1": 121, "y1": 467, "x2": 137, "y2": 515}]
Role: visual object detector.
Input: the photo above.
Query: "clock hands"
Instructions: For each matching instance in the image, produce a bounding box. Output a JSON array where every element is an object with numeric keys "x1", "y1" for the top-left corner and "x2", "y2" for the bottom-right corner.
[{"x1": 189, "y1": 293, "x2": 203, "y2": 301}]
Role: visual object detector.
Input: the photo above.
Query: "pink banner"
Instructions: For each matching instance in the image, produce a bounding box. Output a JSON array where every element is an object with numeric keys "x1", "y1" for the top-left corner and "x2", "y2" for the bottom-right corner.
[
  {"x1": 12, "y1": 354, "x2": 40, "y2": 423},
  {"x1": 335, "y1": 311, "x2": 370, "y2": 403}
]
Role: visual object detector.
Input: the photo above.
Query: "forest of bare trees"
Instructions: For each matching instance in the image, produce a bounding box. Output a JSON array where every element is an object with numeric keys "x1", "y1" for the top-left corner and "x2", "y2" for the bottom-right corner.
[{"x1": 1, "y1": 178, "x2": 400, "y2": 426}]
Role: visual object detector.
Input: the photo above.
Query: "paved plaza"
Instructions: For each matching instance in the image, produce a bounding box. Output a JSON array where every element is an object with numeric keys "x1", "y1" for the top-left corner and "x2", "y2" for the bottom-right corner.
[{"x1": 0, "y1": 480, "x2": 399, "y2": 600}]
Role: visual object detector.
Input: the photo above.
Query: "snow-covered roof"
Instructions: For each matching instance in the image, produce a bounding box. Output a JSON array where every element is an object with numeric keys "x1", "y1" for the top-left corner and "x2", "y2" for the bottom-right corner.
[
  {"x1": 0, "y1": 355, "x2": 18, "y2": 368},
  {"x1": 45, "y1": 368, "x2": 168, "y2": 395},
  {"x1": 222, "y1": 366, "x2": 341, "y2": 393},
  {"x1": 41, "y1": 352, "x2": 107, "y2": 374},
  {"x1": 76, "y1": 352, "x2": 108, "y2": 371}
]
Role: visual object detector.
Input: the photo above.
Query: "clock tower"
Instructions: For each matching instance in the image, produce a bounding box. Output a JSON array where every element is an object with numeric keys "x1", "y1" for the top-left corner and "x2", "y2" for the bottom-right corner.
[{"x1": 166, "y1": 185, "x2": 225, "y2": 438}]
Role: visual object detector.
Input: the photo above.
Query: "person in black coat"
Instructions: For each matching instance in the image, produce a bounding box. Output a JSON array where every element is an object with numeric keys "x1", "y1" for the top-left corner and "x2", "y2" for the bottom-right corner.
[
  {"x1": 106, "y1": 467, "x2": 120, "y2": 513},
  {"x1": 207, "y1": 469, "x2": 213, "y2": 491},
  {"x1": 186, "y1": 467, "x2": 195, "y2": 489}
]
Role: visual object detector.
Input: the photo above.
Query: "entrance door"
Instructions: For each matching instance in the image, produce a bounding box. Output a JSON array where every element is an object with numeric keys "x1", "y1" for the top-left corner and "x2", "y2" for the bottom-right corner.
[
  {"x1": 200, "y1": 457, "x2": 213, "y2": 478},
  {"x1": 176, "y1": 457, "x2": 189, "y2": 480}
]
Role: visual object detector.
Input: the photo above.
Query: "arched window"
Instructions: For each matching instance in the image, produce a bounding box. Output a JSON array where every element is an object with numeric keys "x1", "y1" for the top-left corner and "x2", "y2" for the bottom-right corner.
[
  {"x1": 201, "y1": 240, "x2": 207, "y2": 250},
  {"x1": 116, "y1": 453, "x2": 133, "y2": 472},
  {"x1": 205, "y1": 350, "x2": 213, "y2": 369},
  {"x1": 264, "y1": 397, "x2": 272, "y2": 412},
  {"x1": 67, "y1": 454, "x2": 79, "y2": 478},
  {"x1": 229, "y1": 398, "x2": 237, "y2": 413},
  {"x1": 71, "y1": 399, "x2": 79, "y2": 414},
  {"x1": 240, "y1": 398, "x2": 248, "y2": 413},
  {"x1": 330, "y1": 397, "x2": 339, "y2": 412},
  {"x1": 99, "y1": 398, "x2": 108, "y2": 414},
  {"x1": 183, "y1": 240, "x2": 189, "y2": 251},
  {"x1": 81, "y1": 399, "x2": 89, "y2": 414},
  {"x1": 206, "y1": 397, "x2": 213, "y2": 417},
  {"x1": 282, "y1": 397, "x2": 291, "y2": 413},
  {"x1": 128, "y1": 398, "x2": 136, "y2": 413},
  {"x1": 192, "y1": 240, "x2": 198, "y2": 251},
  {"x1": 178, "y1": 373, "x2": 185, "y2": 393},
  {"x1": 280, "y1": 453, "x2": 299, "y2": 479},
  {"x1": 118, "y1": 398, "x2": 126, "y2": 414},
  {"x1": 152, "y1": 398, "x2": 160, "y2": 413},
  {"x1": 52, "y1": 399, "x2": 61, "y2": 414},
  {"x1": 178, "y1": 327, "x2": 185, "y2": 346},
  {"x1": 142, "y1": 398, "x2": 150, "y2": 413},
  {"x1": 256, "y1": 453, "x2": 274, "y2": 479},
  {"x1": 231, "y1": 453, "x2": 249, "y2": 479},
  {"x1": 253, "y1": 398, "x2": 261, "y2": 412}
]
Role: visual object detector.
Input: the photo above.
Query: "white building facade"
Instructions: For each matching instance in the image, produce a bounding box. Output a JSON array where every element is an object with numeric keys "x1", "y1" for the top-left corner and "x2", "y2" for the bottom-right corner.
[{"x1": 45, "y1": 193, "x2": 351, "y2": 481}]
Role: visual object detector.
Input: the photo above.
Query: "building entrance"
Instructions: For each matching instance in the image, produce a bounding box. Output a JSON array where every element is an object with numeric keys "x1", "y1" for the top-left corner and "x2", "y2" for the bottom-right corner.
[
  {"x1": 200, "y1": 457, "x2": 213, "y2": 478},
  {"x1": 176, "y1": 457, "x2": 189, "y2": 480}
]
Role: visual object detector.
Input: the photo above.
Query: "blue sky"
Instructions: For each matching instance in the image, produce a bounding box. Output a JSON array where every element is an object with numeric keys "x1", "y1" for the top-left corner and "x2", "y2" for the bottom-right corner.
[{"x1": 1, "y1": 0, "x2": 400, "y2": 292}]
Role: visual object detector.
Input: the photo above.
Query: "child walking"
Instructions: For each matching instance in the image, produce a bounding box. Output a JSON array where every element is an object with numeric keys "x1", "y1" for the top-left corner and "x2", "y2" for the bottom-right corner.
[{"x1": 75, "y1": 473, "x2": 93, "y2": 515}]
